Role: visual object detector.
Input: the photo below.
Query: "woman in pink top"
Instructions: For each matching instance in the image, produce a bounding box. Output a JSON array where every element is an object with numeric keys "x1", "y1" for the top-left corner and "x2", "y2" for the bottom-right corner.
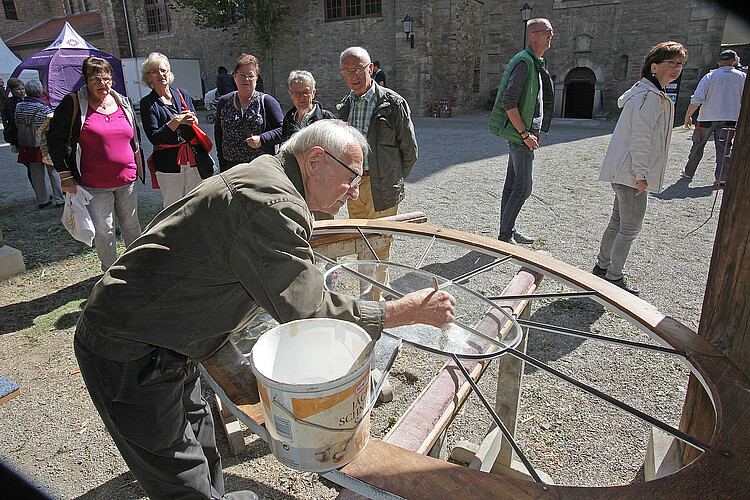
[{"x1": 48, "y1": 57, "x2": 145, "y2": 271}]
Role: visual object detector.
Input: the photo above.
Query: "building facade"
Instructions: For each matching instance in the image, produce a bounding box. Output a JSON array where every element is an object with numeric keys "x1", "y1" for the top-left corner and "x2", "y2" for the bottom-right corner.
[{"x1": 1, "y1": 0, "x2": 731, "y2": 119}]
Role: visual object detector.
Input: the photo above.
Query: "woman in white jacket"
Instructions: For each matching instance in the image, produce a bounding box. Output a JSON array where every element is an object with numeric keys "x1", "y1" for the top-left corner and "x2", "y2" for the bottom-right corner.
[{"x1": 593, "y1": 41, "x2": 687, "y2": 295}]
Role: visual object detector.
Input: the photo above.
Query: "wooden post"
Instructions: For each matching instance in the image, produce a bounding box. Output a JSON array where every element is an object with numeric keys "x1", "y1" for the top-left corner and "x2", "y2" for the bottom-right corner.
[{"x1": 678, "y1": 76, "x2": 750, "y2": 464}]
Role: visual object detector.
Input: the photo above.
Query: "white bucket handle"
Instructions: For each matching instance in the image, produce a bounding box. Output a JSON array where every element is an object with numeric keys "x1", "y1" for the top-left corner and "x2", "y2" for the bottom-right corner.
[{"x1": 272, "y1": 394, "x2": 369, "y2": 433}]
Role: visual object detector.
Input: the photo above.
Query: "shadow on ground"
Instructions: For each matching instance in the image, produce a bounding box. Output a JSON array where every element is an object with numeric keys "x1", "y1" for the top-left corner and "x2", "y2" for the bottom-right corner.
[
  {"x1": 524, "y1": 298, "x2": 605, "y2": 373},
  {"x1": 0, "y1": 275, "x2": 99, "y2": 335},
  {"x1": 653, "y1": 177, "x2": 718, "y2": 200}
]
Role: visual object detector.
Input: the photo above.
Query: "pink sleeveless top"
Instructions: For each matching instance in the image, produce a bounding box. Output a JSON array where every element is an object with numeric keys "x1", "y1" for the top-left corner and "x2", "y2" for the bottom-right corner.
[{"x1": 79, "y1": 106, "x2": 137, "y2": 188}]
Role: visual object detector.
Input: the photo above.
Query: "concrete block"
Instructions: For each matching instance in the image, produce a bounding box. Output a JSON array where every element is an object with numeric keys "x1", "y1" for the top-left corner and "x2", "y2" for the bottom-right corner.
[
  {"x1": 0, "y1": 245, "x2": 25, "y2": 281},
  {"x1": 645, "y1": 427, "x2": 683, "y2": 480},
  {"x1": 450, "y1": 440, "x2": 479, "y2": 465}
]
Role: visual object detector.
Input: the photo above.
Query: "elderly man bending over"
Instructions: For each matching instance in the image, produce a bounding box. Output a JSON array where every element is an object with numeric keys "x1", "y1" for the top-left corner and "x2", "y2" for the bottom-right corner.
[{"x1": 73, "y1": 120, "x2": 455, "y2": 500}]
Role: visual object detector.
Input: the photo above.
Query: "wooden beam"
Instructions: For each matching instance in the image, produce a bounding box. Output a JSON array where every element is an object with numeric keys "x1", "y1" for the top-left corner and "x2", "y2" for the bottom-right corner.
[{"x1": 679, "y1": 74, "x2": 750, "y2": 465}]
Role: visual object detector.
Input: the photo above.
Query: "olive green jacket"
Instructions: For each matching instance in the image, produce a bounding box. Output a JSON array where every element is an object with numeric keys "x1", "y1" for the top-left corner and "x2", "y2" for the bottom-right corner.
[
  {"x1": 489, "y1": 47, "x2": 553, "y2": 144},
  {"x1": 338, "y1": 84, "x2": 418, "y2": 212},
  {"x1": 76, "y1": 153, "x2": 386, "y2": 362}
]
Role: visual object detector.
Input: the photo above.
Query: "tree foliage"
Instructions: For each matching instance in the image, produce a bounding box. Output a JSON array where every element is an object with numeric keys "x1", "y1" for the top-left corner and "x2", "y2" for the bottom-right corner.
[{"x1": 171, "y1": 0, "x2": 288, "y2": 49}]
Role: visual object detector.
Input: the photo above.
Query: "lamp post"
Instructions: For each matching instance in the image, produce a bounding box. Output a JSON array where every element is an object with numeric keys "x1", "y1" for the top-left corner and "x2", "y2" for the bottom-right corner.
[
  {"x1": 521, "y1": 3, "x2": 533, "y2": 50},
  {"x1": 402, "y1": 14, "x2": 415, "y2": 49}
]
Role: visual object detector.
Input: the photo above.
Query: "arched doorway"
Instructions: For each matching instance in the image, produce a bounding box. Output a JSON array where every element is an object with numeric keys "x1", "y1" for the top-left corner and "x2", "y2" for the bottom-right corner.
[{"x1": 564, "y1": 67, "x2": 596, "y2": 118}]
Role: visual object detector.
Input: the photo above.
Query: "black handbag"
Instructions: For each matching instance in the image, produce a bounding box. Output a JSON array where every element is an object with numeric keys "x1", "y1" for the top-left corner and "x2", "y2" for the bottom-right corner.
[{"x1": 191, "y1": 144, "x2": 216, "y2": 179}]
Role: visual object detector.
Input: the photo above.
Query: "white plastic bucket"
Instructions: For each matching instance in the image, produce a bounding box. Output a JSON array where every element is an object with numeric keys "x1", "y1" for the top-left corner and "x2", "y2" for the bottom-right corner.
[{"x1": 249, "y1": 318, "x2": 372, "y2": 472}]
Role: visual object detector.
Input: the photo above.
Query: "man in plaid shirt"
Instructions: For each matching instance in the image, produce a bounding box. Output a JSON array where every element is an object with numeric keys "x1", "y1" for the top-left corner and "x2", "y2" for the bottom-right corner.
[{"x1": 338, "y1": 46, "x2": 418, "y2": 299}]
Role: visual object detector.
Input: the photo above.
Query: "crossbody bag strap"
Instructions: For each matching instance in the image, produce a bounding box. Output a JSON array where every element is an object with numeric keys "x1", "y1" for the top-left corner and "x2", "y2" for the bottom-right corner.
[{"x1": 69, "y1": 93, "x2": 79, "y2": 138}]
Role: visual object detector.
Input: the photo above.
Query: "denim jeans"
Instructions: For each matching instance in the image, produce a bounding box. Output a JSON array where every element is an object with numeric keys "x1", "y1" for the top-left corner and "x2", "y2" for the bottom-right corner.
[
  {"x1": 499, "y1": 140, "x2": 534, "y2": 240},
  {"x1": 28, "y1": 162, "x2": 64, "y2": 206},
  {"x1": 596, "y1": 183, "x2": 648, "y2": 281},
  {"x1": 85, "y1": 182, "x2": 142, "y2": 271}
]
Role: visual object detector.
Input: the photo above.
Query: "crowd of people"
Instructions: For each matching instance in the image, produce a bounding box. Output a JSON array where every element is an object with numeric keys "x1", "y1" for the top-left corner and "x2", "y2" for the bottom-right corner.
[{"x1": 0, "y1": 26, "x2": 745, "y2": 499}]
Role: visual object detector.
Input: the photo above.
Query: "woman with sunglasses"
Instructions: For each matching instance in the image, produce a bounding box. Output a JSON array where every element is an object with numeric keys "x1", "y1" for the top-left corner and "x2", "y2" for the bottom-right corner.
[
  {"x1": 214, "y1": 54, "x2": 283, "y2": 172},
  {"x1": 140, "y1": 52, "x2": 203, "y2": 208},
  {"x1": 593, "y1": 41, "x2": 687, "y2": 296},
  {"x1": 48, "y1": 56, "x2": 144, "y2": 271}
]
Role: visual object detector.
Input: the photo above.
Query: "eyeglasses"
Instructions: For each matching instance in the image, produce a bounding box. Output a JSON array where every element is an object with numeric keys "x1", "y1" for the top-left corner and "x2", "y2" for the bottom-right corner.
[
  {"x1": 324, "y1": 150, "x2": 361, "y2": 188},
  {"x1": 661, "y1": 60, "x2": 686, "y2": 69},
  {"x1": 340, "y1": 64, "x2": 370, "y2": 78},
  {"x1": 291, "y1": 90, "x2": 312, "y2": 98},
  {"x1": 88, "y1": 75, "x2": 113, "y2": 83},
  {"x1": 531, "y1": 28, "x2": 554, "y2": 35},
  {"x1": 147, "y1": 68, "x2": 170, "y2": 75},
  {"x1": 236, "y1": 73, "x2": 257, "y2": 80}
]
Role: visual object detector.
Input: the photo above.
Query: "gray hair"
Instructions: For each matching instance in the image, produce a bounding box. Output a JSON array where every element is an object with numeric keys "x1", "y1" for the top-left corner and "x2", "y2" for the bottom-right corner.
[
  {"x1": 340, "y1": 46, "x2": 371, "y2": 65},
  {"x1": 287, "y1": 70, "x2": 316, "y2": 90},
  {"x1": 141, "y1": 52, "x2": 174, "y2": 87},
  {"x1": 24, "y1": 79, "x2": 43, "y2": 97},
  {"x1": 280, "y1": 119, "x2": 369, "y2": 161}
]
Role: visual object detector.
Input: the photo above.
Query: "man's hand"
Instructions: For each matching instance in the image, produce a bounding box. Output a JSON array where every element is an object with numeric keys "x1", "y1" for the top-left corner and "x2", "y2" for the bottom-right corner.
[
  {"x1": 523, "y1": 133, "x2": 539, "y2": 150},
  {"x1": 635, "y1": 180, "x2": 648, "y2": 195},
  {"x1": 684, "y1": 115, "x2": 693, "y2": 128},
  {"x1": 384, "y1": 288, "x2": 456, "y2": 329}
]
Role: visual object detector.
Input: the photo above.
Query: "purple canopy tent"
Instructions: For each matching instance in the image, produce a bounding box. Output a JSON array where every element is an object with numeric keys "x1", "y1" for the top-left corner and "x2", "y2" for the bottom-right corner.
[{"x1": 10, "y1": 22, "x2": 125, "y2": 108}]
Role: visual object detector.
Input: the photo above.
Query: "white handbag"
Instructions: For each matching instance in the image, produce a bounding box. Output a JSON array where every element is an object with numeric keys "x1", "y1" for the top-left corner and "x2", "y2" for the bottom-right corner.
[{"x1": 61, "y1": 187, "x2": 95, "y2": 246}]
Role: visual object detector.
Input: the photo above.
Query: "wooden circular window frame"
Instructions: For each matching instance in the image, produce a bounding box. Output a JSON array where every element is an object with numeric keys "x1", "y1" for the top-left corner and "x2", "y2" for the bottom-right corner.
[{"x1": 310, "y1": 219, "x2": 750, "y2": 499}]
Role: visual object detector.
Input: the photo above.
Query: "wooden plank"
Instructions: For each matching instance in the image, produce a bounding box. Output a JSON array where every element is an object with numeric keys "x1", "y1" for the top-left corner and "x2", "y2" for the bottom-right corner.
[
  {"x1": 340, "y1": 439, "x2": 558, "y2": 500},
  {"x1": 202, "y1": 341, "x2": 260, "y2": 407},
  {"x1": 0, "y1": 375, "x2": 19, "y2": 404},
  {"x1": 215, "y1": 394, "x2": 246, "y2": 455}
]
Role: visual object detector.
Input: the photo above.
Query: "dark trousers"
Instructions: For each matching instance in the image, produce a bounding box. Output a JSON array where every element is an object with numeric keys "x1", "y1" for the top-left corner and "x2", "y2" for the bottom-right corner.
[
  {"x1": 499, "y1": 140, "x2": 534, "y2": 240},
  {"x1": 74, "y1": 338, "x2": 224, "y2": 500},
  {"x1": 684, "y1": 120, "x2": 736, "y2": 181}
]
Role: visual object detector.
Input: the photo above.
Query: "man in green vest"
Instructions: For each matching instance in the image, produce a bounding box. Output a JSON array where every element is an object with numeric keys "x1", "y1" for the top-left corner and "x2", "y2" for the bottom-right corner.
[{"x1": 489, "y1": 18, "x2": 554, "y2": 244}]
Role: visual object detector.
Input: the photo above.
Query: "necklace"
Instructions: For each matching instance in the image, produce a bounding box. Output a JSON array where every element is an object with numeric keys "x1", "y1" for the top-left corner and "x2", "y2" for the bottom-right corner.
[{"x1": 105, "y1": 115, "x2": 110, "y2": 122}]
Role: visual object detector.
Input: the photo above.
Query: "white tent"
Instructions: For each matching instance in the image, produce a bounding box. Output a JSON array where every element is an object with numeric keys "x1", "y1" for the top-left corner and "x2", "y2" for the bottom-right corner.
[
  {"x1": 0, "y1": 37, "x2": 22, "y2": 82},
  {"x1": 0, "y1": 37, "x2": 37, "y2": 85}
]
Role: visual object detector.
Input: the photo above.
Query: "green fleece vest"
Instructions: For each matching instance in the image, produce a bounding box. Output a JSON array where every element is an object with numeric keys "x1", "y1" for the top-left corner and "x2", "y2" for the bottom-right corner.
[{"x1": 488, "y1": 47, "x2": 544, "y2": 144}]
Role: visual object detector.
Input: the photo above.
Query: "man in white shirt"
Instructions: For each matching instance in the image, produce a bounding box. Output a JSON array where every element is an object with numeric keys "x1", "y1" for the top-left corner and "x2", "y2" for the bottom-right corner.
[{"x1": 683, "y1": 49, "x2": 746, "y2": 185}]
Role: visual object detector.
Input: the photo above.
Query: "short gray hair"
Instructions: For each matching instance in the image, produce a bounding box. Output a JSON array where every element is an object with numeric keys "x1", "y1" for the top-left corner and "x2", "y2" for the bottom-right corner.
[
  {"x1": 25, "y1": 79, "x2": 43, "y2": 97},
  {"x1": 280, "y1": 119, "x2": 369, "y2": 161},
  {"x1": 288, "y1": 70, "x2": 316, "y2": 90},
  {"x1": 141, "y1": 52, "x2": 174, "y2": 87},
  {"x1": 340, "y1": 46, "x2": 371, "y2": 65}
]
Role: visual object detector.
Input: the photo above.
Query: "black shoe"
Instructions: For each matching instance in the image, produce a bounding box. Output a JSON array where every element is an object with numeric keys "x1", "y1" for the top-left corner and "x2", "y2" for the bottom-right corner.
[
  {"x1": 38, "y1": 201, "x2": 53, "y2": 208},
  {"x1": 592, "y1": 264, "x2": 607, "y2": 278},
  {"x1": 498, "y1": 235, "x2": 517, "y2": 245},
  {"x1": 680, "y1": 171, "x2": 692, "y2": 181},
  {"x1": 606, "y1": 276, "x2": 640, "y2": 296},
  {"x1": 513, "y1": 231, "x2": 535, "y2": 245}
]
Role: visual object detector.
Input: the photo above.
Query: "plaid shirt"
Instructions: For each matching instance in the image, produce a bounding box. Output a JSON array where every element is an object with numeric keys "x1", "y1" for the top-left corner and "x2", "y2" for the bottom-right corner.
[{"x1": 346, "y1": 83, "x2": 378, "y2": 171}]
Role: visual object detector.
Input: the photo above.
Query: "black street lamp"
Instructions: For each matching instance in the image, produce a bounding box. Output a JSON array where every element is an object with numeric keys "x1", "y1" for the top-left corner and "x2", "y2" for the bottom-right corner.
[
  {"x1": 402, "y1": 15, "x2": 415, "y2": 49},
  {"x1": 521, "y1": 3, "x2": 533, "y2": 50}
]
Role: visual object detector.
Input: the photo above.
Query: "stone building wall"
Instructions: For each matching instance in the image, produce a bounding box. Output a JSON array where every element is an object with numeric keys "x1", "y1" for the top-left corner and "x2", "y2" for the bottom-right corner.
[{"x1": 481, "y1": 0, "x2": 727, "y2": 120}]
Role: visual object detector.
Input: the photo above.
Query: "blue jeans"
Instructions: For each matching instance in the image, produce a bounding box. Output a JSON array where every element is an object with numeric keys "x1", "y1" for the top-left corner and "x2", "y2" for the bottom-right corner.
[
  {"x1": 85, "y1": 182, "x2": 142, "y2": 271},
  {"x1": 596, "y1": 183, "x2": 648, "y2": 281},
  {"x1": 499, "y1": 140, "x2": 534, "y2": 240}
]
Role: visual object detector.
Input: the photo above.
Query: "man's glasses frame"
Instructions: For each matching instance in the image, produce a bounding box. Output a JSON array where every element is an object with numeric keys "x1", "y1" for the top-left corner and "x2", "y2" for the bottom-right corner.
[
  {"x1": 340, "y1": 64, "x2": 370, "y2": 78},
  {"x1": 325, "y1": 150, "x2": 361, "y2": 188}
]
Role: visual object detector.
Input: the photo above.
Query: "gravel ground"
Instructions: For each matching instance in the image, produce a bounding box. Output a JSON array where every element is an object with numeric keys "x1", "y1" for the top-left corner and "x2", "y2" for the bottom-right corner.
[{"x1": 0, "y1": 110, "x2": 723, "y2": 498}]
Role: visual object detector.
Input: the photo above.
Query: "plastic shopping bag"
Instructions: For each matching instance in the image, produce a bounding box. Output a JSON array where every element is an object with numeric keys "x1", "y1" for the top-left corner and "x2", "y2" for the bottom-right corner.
[{"x1": 61, "y1": 187, "x2": 95, "y2": 246}]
